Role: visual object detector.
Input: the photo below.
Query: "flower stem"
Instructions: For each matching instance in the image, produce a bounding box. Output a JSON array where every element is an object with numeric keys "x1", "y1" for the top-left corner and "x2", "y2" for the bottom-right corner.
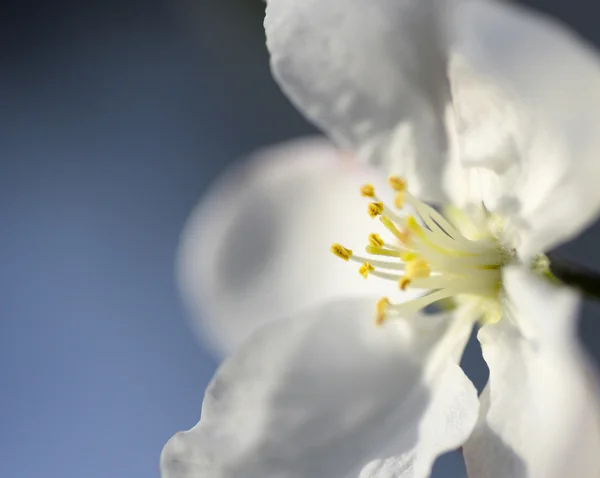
[{"x1": 548, "y1": 253, "x2": 600, "y2": 301}]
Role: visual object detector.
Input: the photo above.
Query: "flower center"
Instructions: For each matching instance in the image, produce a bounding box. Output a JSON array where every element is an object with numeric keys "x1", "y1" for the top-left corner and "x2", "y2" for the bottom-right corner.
[{"x1": 331, "y1": 177, "x2": 515, "y2": 325}]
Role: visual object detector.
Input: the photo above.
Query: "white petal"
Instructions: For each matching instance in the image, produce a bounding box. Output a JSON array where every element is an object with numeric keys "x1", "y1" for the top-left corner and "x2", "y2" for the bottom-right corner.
[
  {"x1": 463, "y1": 267, "x2": 600, "y2": 478},
  {"x1": 450, "y1": 2, "x2": 600, "y2": 256},
  {"x1": 178, "y1": 137, "x2": 406, "y2": 356},
  {"x1": 265, "y1": 0, "x2": 600, "y2": 256},
  {"x1": 161, "y1": 298, "x2": 479, "y2": 478},
  {"x1": 265, "y1": 0, "x2": 456, "y2": 203}
]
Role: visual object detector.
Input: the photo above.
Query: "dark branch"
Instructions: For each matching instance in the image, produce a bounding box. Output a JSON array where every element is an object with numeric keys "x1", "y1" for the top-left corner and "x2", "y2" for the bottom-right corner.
[{"x1": 548, "y1": 252, "x2": 600, "y2": 300}]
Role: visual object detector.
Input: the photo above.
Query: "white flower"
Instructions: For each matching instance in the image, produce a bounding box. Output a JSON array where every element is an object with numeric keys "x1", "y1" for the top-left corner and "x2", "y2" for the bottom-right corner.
[
  {"x1": 176, "y1": 139, "x2": 405, "y2": 356},
  {"x1": 162, "y1": 1, "x2": 600, "y2": 477}
]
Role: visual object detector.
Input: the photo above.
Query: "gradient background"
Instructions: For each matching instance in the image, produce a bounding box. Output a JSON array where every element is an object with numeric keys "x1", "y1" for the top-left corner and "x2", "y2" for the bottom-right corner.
[{"x1": 2, "y1": 1, "x2": 600, "y2": 477}]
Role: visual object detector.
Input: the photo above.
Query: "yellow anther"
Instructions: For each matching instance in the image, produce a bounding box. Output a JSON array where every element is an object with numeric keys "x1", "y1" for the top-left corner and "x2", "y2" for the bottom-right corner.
[
  {"x1": 406, "y1": 258, "x2": 431, "y2": 279},
  {"x1": 399, "y1": 277, "x2": 411, "y2": 290},
  {"x1": 368, "y1": 201, "x2": 384, "y2": 218},
  {"x1": 359, "y1": 263, "x2": 374, "y2": 278},
  {"x1": 360, "y1": 183, "x2": 375, "y2": 198},
  {"x1": 368, "y1": 233, "x2": 385, "y2": 248},
  {"x1": 375, "y1": 297, "x2": 390, "y2": 326},
  {"x1": 388, "y1": 176, "x2": 407, "y2": 192},
  {"x1": 394, "y1": 191, "x2": 405, "y2": 209},
  {"x1": 330, "y1": 243, "x2": 353, "y2": 261}
]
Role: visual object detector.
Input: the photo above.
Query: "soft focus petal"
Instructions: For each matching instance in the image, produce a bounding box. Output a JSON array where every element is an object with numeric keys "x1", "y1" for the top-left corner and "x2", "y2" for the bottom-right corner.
[
  {"x1": 161, "y1": 298, "x2": 479, "y2": 478},
  {"x1": 265, "y1": 0, "x2": 456, "y2": 203},
  {"x1": 463, "y1": 268, "x2": 600, "y2": 478},
  {"x1": 179, "y1": 137, "x2": 405, "y2": 356},
  {"x1": 450, "y1": 1, "x2": 600, "y2": 257}
]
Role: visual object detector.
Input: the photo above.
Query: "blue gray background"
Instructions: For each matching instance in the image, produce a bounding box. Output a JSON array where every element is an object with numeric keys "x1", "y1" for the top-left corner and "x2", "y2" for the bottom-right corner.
[{"x1": 2, "y1": 1, "x2": 600, "y2": 477}]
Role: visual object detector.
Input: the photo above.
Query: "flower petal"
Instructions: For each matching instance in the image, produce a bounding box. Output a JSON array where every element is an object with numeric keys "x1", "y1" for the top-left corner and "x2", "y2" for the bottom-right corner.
[
  {"x1": 178, "y1": 138, "x2": 405, "y2": 356},
  {"x1": 265, "y1": 0, "x2": 600, "y2": 256},
  {"x1": 450, "y1": 2, "x2": 600, "y2": 256},
  {"x1": 161, "y1": 298, "x2": 479, "y2": 478},
  {"x1": 264, "y1": 0, "x2": 456, "y2": 203},
  {"x1": 463, "y1": 267, "x2": 600, "y2": 478}
]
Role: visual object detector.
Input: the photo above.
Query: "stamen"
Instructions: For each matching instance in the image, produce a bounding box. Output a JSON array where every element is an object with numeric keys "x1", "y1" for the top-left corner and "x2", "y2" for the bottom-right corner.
[
  {"x1": 360, "y1": 184, "x2": 375, "y2": 198},
  {"x1": 403, "y1": 193, "x2": 459, "y2": 238},
  {"x1": 388, "y1": 289, "x2": 457, "y2": 316},
  {"x1": 369, "y1": 269, "x2": 403, "y2": 281},
  {"x1": 380, "y1": 216, "x2": 410, "y2": 244},
  {"x1": 368, "y1": 233, "x2": 385, "y2": 248},
  {"x1": 362, "y1": 269, "x2": 403, "y2": 282},
  {"x1": 399, "y1": 277, "x2": 411, "y2": 290},
  {"x1": 359, "y1": 263, "x2": 374, "y2": 278},
  {"x1": 404, "y1": 193, "x2": 494, "y2": 253},
  {"x1": 388, "y1": 176, "x2": 407, "y2": 192},
  {"x1": 368, "y1": 202, "x2": 384, "y2": 218},
  {"x1": 405, "y1": 216, "x2": 480, "y2": 257},
  {"x1": 399, "y1": 258, "x2": 431, "y2": 290},
  {"x1": 351, "y1": 256, "x2": 405, "y2": 271},
  {"x1": 405, "y1": 216, "x2": 426, "y2": 239},
  {"x1": 333, "y1": 175, "x2": 509, "y2": 324},
  {"x1": 360, "y1": 183, "x2": 405, "y2": 223},
  {"x1": 365, "y1": 245, "x2": 403, "y2": 257},
  {"x1": 330, "y1": 244, "x2": 352, "y2": 261},
  {"x1": 375, "y1": 297, "x2": 390, "y2": 326},
  {"x1": 332, "y1": 244, "x2": 406, "y2": 272}
]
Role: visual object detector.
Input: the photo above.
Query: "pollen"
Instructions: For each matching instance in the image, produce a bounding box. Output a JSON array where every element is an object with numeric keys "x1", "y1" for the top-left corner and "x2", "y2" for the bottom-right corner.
[
  {"x1": 375, "y1": 297, "x2": 390, "y2": 326},
  {"x1": 394, "y1": 192, "x2": 405, "y2": 209},
  {"x1": 388, "y1": 176, "x2": 406, "y2": 192},
  {"x1": 330, "y1": 243, "x2": 352, "y2": 261},
  {"x1": 368, "y1": 201, "x2": 384, "y2": 218},
  {"x1": 359, "y1": 263, "x2": 374, "y2": 278},
  {"x1": 399, "y1": 277, "x2": 411, "y2": 290},
  {"x1": 360, "y1": 183, "x2": 375, "y2": 198},
  {"x1": 368, "y1": 233, "x2": 385, "y2": 248},
  {"x1": 331, "y1": 176, "x2": 510, "y2": 325}
]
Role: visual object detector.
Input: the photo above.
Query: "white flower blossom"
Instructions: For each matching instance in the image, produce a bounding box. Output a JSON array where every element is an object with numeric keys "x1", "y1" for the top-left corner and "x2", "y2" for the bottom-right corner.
[{"x1": 162, "y1": 1, "x2": 600, "y2": 477}]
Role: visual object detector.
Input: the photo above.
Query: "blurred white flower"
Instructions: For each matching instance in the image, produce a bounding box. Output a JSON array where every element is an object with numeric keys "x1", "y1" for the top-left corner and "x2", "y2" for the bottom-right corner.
[
  {"x1": 176, "y1": 138, "x2": 404, "y2": 356},
  {"x1": 162, "y1": 1, "x2": 600, "y2": 477}
]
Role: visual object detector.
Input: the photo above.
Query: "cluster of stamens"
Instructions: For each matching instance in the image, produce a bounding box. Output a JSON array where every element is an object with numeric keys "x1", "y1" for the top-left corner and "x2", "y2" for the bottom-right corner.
[{"x1": 331, "y1": 177, "x2": 509, "y2": 325}]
